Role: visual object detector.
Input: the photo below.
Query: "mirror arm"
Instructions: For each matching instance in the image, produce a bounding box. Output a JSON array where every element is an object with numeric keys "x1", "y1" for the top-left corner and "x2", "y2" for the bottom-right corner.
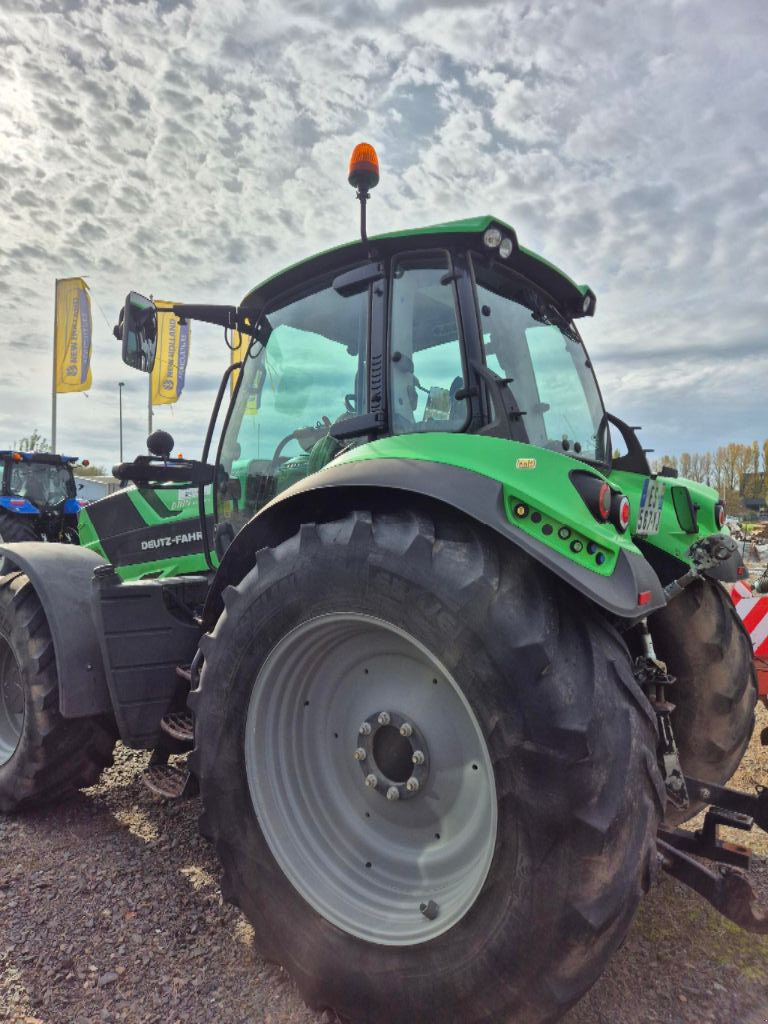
[
  {"x1": 605, "y1": 412, "x2": 652, "y2": 475},
  {"x1": 168, "y1": 305, "x2": 259, "y2": 336}
]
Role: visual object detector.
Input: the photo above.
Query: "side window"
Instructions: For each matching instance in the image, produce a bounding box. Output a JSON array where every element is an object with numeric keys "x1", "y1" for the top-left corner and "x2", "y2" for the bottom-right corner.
[
  {"x1": 219, "y1": 276, "x2": 369, "y2": 530},
  {"x1": 389, "y1": 253, "x2": 467, "y2": 434}
]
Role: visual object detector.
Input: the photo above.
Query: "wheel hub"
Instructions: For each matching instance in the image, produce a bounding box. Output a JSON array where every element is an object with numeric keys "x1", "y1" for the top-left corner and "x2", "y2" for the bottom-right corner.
[
  {"x1": 354, "y1": 710, "x2": 429, "y2": 800},
  {"x1": 244, "y1": 612, "x2": 497, "y2": 945}
]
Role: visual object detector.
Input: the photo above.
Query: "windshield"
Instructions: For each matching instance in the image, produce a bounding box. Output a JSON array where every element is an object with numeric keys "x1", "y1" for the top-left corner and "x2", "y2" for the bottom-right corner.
[
  {"x1": 7, "y1": 461, "x2": 75, "y2": 507},
  {"x1": 472, "y1": 257, "x2": 609, "y2": 463},
  {"x1": 217, "y1": 276, "x2": 369, "y2": 535}
]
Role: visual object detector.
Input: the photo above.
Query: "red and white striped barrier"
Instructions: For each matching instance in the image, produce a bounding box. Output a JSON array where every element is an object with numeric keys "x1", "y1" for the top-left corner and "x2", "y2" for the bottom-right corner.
[{"x1": 730, "y1": 580, "x2": 768, "y2": 704}]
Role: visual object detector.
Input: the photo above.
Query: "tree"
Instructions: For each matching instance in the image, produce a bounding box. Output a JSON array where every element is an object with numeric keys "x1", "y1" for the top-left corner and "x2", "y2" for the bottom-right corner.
[
  {"x1": 73, "y1": 463, "x2": 107, "y2": 477},
  {"x1": 10, "y1": 429, "x2": 50, "y2": 452}
]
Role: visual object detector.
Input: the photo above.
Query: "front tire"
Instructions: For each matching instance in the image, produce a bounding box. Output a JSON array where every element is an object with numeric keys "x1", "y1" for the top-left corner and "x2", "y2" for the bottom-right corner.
[
  {"x1": 191, "y1": 510, "x2": 663, "y2": 1024},
  {"x1": 0, "y1": 573, "x2": 116, "y2": 813}
]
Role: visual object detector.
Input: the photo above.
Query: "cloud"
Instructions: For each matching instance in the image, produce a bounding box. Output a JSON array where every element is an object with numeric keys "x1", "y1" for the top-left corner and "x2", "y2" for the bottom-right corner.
[{"x1": 0, "y1": 0, "x2": 765, "y2": 470}]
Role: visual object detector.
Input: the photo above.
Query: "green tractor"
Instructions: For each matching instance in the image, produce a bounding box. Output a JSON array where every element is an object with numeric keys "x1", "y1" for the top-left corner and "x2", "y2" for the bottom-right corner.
[{"x1": 1, "y1": 145, "x2": 765, "y2": 1023}]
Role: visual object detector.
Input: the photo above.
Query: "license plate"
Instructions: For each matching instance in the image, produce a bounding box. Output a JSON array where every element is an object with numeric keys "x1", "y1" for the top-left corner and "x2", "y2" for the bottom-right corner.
[{"x1": 636, "y1": 479, "x2": 665, "y2": 536}]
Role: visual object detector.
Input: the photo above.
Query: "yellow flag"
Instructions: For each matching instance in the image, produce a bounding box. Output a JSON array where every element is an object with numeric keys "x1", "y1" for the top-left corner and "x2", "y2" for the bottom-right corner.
[
  {"x1": 151, "y1": 301, "x2": 191, "y2": 406},
  {"x1": 54, "y1": 277, "x2": 92, "y2": 393},
  {"x1": 230, "y1": 325, "x2": 261, "y2": 415},
  {"x1": 230, "y1": 327, "x2": 248, "y2": 394}
]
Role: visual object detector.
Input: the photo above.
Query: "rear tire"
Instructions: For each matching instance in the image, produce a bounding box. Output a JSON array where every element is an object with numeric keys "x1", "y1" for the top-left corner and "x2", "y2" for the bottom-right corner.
[
  {"x1": 191, "y1": 509, "x2": 663, "y2": 1024},
  {"x1": 649, "y1": 578, "x2": 757, "y2": 824},
  {"x1": 0, "y1": 573, "x2": 116, "y2": 813},
  {"x1": 0, "y1": 514, "x2": 37, "y2": 575}
]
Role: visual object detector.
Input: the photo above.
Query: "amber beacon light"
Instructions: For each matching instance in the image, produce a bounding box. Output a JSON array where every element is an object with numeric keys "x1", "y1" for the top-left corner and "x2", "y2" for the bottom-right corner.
[
  {"x1": 348, "y1": 143, "x2": 380, "y2": 191},
  {"x1": 348, "y1": 142, "x2": 379, "y2": 242}
]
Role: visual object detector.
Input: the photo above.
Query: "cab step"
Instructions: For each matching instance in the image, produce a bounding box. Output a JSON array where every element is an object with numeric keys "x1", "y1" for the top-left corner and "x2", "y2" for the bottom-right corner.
[
  {"x1": 141, "y1": 763, "x2": 198, "y2": 800},
  {"x1": 160, "y1": 710, "x2": 194, "y2": 743}
]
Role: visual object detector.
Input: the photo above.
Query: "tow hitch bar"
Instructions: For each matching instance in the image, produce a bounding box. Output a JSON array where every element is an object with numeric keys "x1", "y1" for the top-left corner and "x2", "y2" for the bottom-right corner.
[{"x1": 657, "y1": 778, "x2": 768, "y2": 933}]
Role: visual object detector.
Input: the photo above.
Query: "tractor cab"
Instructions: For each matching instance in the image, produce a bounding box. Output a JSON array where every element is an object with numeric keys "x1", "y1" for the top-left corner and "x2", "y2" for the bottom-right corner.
[
  {"x1": 0, "y1": 451, "x2": 79, "y2": 513},
  {"x1": 0, "y1": 451, "x2": 84, "y2": 571},
  {"x1": 215, "y1": 218, "x2": 606, "y2": 542}
]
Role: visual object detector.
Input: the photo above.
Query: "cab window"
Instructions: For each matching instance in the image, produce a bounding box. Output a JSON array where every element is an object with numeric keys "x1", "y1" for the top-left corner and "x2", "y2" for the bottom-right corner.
[{"x1": 389, "y1": 253, "x2": 467, "y2": 434}]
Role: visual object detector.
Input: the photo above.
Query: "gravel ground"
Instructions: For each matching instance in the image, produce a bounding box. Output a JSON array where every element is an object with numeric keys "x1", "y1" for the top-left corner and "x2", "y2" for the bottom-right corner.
[{"x1": 1, "y1": 706, "x2": 766, "y2": 1024}]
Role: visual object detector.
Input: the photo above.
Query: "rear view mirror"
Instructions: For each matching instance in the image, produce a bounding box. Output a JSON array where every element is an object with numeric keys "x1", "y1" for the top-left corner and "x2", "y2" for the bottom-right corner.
[
  {"x1": 671, "y1": 485, "x2": 698, "y2": 534},
  {"x1": 119, "y1": 292, "x2": 158, "y2": 372}
]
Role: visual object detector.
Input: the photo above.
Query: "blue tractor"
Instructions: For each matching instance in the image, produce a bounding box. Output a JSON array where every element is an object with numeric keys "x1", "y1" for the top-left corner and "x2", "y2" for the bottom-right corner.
[{"x1": 0, "y1": 451, "x2": 85, "y2": 573}]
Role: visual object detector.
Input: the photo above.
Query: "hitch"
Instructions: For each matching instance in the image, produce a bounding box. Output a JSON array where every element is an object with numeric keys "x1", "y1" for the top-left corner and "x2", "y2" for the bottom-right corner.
[
  {"x1": 657, "y1": 838, "x2": 768, "y2": 934},
  {"x1": 657, "y1": 777, "x2": 768, "y2": 933},
  {"x1": 633, "y1": 618, "x2": 689, "y2": 808}
]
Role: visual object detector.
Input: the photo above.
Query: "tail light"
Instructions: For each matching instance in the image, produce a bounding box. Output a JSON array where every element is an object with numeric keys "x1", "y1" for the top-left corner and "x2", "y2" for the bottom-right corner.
[
  {"x1": 613, "y1": 494, "x2": 631, "y2": 533},
  {"x1": 714, "y1": 502, "x2": 726, "y2": 529}
]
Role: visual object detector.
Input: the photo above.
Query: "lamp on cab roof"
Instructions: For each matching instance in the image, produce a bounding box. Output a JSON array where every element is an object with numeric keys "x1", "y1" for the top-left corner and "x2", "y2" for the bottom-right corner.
[{"x1": 348, "y1": 142, "x2": 380, "y2": 244}]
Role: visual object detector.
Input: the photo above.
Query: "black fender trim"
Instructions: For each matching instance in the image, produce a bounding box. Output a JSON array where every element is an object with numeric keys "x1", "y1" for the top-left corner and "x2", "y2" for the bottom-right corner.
[
  {"x1": 204, "y1": 459, "x2": 665, "y2": 628},
  {"x1": 0, "y1": 542, "x2": 112, "y2": 717}
]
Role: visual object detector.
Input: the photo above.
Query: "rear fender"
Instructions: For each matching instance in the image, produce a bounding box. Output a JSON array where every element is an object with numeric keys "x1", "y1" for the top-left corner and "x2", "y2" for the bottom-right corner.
[
  {"x1": 0, "y1": 542, "x2": 111, "y2": 717},
  {"x1": 204, "y1": 457, "x2": 665, "y2": 629}
]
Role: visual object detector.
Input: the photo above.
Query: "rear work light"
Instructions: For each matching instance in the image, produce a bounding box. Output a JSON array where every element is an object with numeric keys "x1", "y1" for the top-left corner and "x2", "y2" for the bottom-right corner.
[
  {"x1": 498, "y1": 237, "x2": 514, "y2": 258},
  {"x1": 483, "y1": 227, "x2": 502, "y2": 249}
]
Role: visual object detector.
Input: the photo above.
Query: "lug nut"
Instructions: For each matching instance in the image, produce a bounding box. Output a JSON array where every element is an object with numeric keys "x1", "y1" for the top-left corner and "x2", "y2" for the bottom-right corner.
[
  {"x1": 377, "y1": 711, "x2": 390, "y2": 725},
  {"x1": 359, "y1": 722, "x2": 372, "y2": 736},
  {"x1": 353, "y1": 748, "x2": 366, "y2": 761},
  {"x1": 406, "y1": 776, "x2": 420, "y2": 793},
  {"x1": 420, "y1": 899, "x2": 439, "y2": 920},
  {"x1": 399, "y1": 722, "x2": 413, "y2": 737},
  {"x1": 365, "y1": 774, "x2": 378, "y2": 789},
  {"x1": 386, "y1": 786, "x2": 400, "y2": 801},
  {"x1": 411, "y1": 750, "x2": 425, "y2": 765}
]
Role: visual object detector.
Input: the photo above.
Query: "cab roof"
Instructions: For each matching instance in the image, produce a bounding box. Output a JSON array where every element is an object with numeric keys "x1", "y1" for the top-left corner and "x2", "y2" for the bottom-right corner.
[
  {"x1": 0, "y1": 451, "x2": 78, "y2": 463},
  {"x1": 242, "y1": 215, "x2": 595, "y2": 320}
]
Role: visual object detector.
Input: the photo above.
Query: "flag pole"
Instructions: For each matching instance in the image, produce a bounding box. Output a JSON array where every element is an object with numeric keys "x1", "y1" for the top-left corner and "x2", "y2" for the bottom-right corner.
[
  {"x1": 147, "y1": 295, "x2": 154, "y2": 448},
  {"x1": 148, "y1": 374, "x2": 153, "y2": 444},
  {"x1": 52, "y1": 279, "x2": 58, "y2": 451}
]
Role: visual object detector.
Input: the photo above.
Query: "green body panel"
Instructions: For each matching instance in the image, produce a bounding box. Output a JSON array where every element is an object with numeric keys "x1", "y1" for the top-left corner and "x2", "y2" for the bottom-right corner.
[
  {"x1": 243, "y1": 215, "x2": 591, "y2": 308},
  {"x1": 78, "y1": 485, "x2": 213, "y2": 581},
  {"x1": 333, "y1": 436, "x2": 726, "y2": 580},
  {"x1": 609, "y1": 469, "x2": 725, "y2": 566},
  {"x1": 332, "y1": 434, "x2": 639, "y2": 579}
]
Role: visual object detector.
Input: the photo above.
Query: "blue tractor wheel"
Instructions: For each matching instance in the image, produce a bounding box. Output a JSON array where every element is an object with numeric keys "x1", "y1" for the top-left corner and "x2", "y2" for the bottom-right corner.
[{"x1": 0, "y1": 514, "x2": 37, "y2": 576}]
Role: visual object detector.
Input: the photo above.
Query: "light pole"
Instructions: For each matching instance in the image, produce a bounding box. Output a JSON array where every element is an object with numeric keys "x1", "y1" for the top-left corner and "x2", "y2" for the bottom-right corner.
[{"x1": 118, "y1": 382, "x2": 125, "y2": 462}]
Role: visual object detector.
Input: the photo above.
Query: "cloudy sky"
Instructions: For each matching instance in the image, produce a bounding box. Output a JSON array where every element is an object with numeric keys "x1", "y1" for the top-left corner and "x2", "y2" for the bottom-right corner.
[{"x1": 0, "y1": 0, "x2": 766, "y2": 471}]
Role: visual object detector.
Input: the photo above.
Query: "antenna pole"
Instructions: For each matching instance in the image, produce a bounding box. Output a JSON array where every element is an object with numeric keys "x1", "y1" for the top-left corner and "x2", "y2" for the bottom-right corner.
[{"x1": 357, "y1": 189, "x2": 369, "y2": 243}]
